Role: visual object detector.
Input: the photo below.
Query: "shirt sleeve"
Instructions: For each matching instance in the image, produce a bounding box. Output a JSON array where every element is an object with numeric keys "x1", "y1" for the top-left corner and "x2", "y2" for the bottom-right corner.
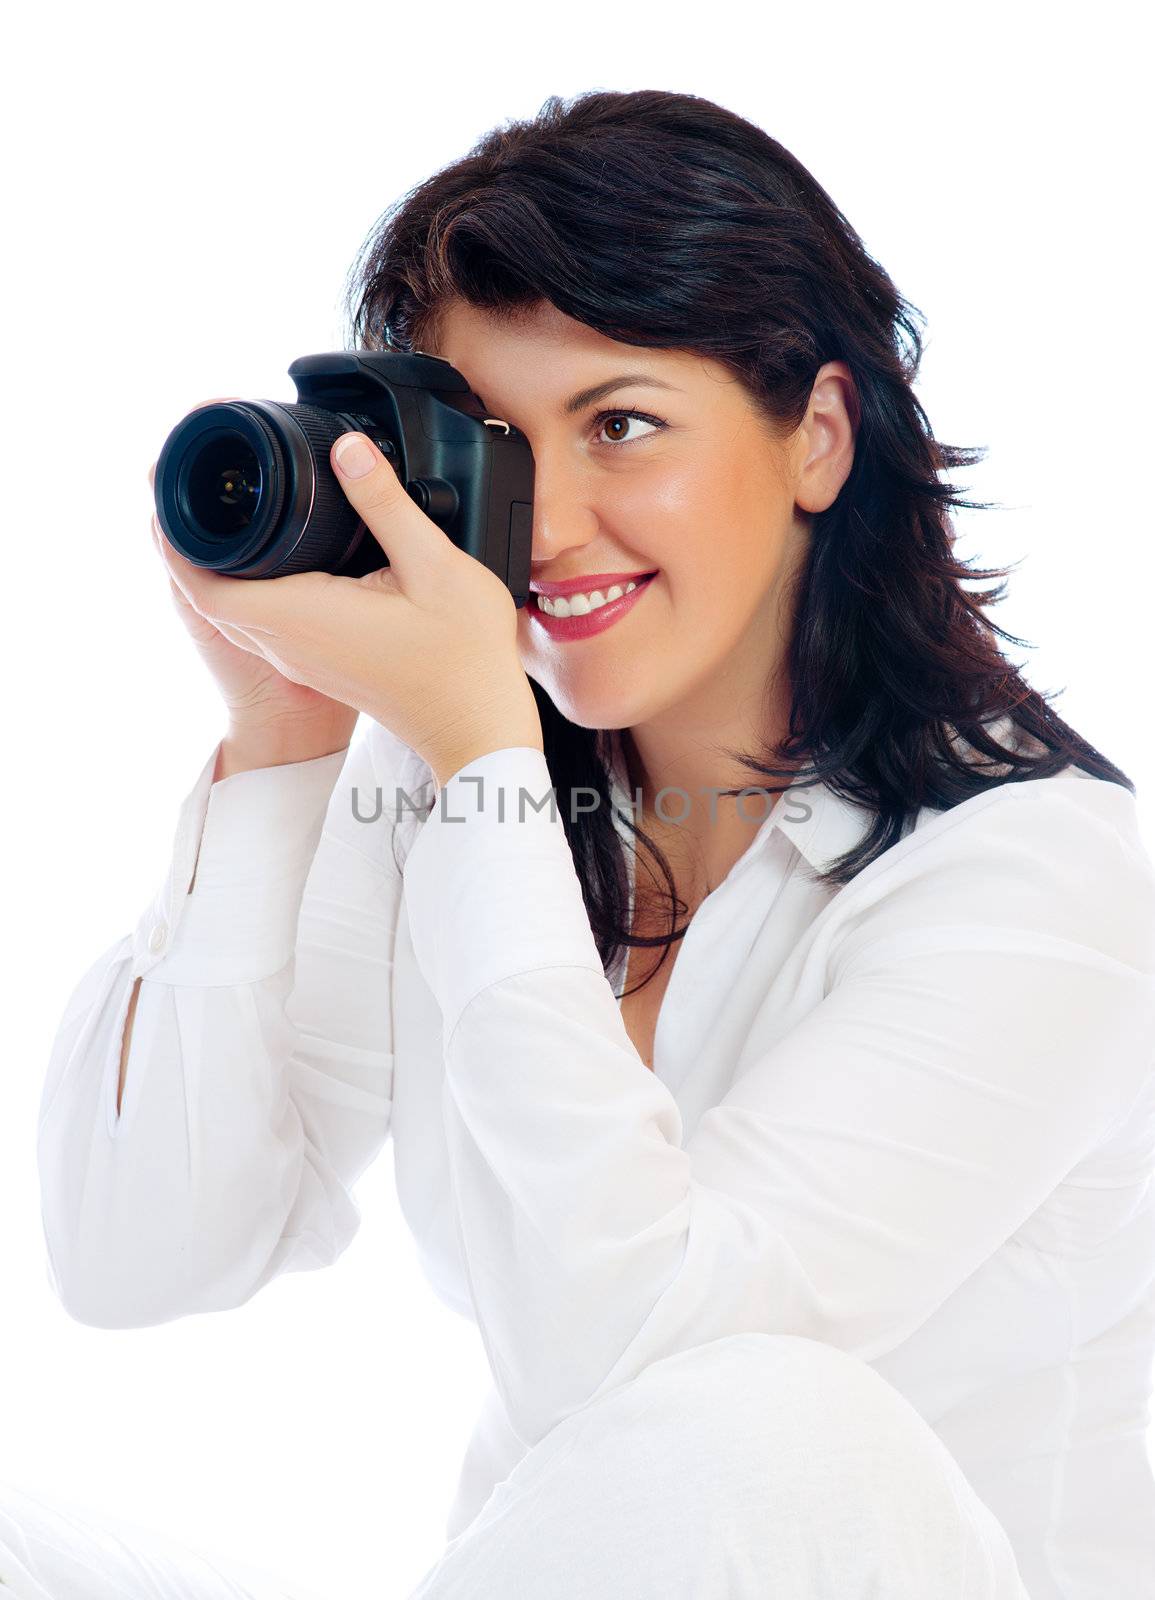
[
  {"x1": 37, "y1": 720, "x2": 422, "y2": 1329},
  {"x1": 401, "y1": 745, "x2": 1155, "y2": 1449}
]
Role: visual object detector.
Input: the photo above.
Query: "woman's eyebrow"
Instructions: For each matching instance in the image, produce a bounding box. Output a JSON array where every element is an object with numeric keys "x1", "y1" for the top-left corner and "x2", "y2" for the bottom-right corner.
[{"x1": 561, "y1": 374, "x2": 683, "y2": 416}]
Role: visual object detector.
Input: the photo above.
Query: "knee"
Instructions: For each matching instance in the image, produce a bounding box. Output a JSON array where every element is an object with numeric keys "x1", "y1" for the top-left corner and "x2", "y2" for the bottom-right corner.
[
  {"x1": 635, "y1": 1329, "x2": 894, "y2": 1415},
  {"x1": 626, "y1": 1332, "x2": 957, "y2": 1488}
]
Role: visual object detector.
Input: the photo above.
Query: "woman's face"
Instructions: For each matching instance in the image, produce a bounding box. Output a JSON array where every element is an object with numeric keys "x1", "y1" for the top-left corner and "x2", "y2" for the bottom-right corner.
[{"x1": 427, "y1": 298, "x2": 852, "y2": 745}]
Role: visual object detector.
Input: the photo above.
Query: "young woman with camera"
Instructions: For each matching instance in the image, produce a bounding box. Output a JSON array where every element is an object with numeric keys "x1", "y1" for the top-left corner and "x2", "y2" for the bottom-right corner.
[{"x1": 11, "y1": 87, "x2": 1155, "y2": 1600}]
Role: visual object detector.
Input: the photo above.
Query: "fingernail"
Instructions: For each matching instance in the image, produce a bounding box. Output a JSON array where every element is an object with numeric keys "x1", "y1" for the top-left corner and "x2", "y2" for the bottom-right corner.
[{"x1": 334, "y1": 433, "x2": 376, "y2": 479}]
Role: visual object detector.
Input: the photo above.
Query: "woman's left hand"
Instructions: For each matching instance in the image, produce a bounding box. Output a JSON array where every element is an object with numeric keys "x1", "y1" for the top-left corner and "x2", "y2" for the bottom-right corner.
[{"x1": 157, "y1": 430, "x2": 544, "y2": 789}]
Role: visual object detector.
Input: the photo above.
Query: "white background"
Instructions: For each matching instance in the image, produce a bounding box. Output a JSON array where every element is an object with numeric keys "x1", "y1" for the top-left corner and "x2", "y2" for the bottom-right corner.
[{"x1": 3, "y1": 4, "x2": 1151, "y2": 1597}]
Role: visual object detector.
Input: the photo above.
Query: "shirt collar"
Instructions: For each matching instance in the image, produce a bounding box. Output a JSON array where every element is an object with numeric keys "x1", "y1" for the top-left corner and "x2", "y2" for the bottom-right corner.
[
  {"x1": 597, "y1": 729, "x2": 875, "y2": 879},
  {"x1": 775, "y1": 776, "x2": 876, "y2": 876}
]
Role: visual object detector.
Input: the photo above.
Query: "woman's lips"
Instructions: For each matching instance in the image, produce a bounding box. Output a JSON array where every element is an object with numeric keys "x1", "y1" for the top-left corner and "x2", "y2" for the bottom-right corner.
[{"x1": 529, "y1": 572, "x2": 658, "y2": 641}]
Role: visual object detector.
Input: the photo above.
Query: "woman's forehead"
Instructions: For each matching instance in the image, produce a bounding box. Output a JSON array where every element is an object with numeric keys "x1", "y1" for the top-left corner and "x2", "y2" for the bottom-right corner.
[{"x1": 430, "y1": 300, "x2": 737, "y2": 408}]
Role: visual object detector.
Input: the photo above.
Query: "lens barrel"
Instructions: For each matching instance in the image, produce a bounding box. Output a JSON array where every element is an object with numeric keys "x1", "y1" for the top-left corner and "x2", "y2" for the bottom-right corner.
[{"x1": 154, "y1": 400, "x2": 390, "y2": 578}]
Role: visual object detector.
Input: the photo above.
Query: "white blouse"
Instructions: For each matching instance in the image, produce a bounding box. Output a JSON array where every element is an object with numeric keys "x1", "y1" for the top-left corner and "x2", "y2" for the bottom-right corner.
[{"x1": 37, "y1": 714, "x2": 1155, "y2": 1600}]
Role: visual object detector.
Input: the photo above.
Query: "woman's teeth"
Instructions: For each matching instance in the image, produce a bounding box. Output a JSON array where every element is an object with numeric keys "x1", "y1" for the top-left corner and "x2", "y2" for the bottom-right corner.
[{"x1": 538, "y1": 579, "x2": 644, "y2": 618}]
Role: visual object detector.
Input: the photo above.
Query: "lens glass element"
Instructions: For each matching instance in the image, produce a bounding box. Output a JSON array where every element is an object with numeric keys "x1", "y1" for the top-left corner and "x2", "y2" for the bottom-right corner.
[{"x1": 185, "y1": 432, "x2": 263, "y2": 540}]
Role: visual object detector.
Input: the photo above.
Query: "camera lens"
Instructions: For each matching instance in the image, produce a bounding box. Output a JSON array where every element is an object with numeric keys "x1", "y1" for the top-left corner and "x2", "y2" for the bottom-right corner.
[
  {"x1": 154, "y1": 399, "x2": 387, "y2": 578},
  {"x1": 185, "y1": 432, "x2": 263, "y2": 541}
]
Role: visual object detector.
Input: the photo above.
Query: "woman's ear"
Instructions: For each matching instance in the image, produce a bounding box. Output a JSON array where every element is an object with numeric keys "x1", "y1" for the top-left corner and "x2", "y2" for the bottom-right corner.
[{"x1": 793, "y1": 361, "x2": 858, "y2": 515}]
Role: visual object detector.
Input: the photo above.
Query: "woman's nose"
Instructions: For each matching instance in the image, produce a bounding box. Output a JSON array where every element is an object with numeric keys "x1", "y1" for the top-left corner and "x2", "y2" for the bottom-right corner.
[{"x1": 527, "y1": 479, "x2": 602, "y2": 571}]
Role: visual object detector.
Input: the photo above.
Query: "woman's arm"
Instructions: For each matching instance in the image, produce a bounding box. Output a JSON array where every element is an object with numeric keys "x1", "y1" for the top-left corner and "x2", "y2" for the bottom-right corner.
[
  {"x1": 113, "y1": 725, "x2": 353, "y2": 1116},
  {"x1": 401, "y1": 746, "x2": 1155, "y2": 1450},
  {"x1": 37, "y1": 720, "x2": 420, "y2": 1329}
]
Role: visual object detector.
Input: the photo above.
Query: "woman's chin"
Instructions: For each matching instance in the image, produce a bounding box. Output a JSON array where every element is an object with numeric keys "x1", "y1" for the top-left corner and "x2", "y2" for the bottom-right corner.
[{"x1": 539, "y1": 687, "x2": 648, "y2": 734}]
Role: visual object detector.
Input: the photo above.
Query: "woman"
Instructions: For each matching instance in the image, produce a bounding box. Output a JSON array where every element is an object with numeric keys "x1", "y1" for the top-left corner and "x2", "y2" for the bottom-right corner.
[{"x1": 17, "y1": 87, "x2": 1155, "y2": 1599}]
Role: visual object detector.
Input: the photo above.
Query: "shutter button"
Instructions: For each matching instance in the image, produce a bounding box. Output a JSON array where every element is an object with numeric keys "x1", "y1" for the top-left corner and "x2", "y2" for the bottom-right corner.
[{"x1": 148, "y1": 922, "x2": 168, "y2": 953}]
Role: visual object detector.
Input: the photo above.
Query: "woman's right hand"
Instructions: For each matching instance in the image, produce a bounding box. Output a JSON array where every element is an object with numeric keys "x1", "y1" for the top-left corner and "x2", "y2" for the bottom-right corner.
[{"x1": 149, "y1": 396, "x2": 359, "y2": 758}]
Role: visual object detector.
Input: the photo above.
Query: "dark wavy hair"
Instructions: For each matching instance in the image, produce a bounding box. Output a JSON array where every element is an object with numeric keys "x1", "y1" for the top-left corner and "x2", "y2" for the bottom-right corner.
[{"x1": 339, "y1": 87, "x2": 1132, "y2": 998}]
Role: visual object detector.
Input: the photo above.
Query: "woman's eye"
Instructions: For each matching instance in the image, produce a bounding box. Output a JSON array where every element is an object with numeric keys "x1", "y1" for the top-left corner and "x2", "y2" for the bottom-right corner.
[{"x1": 591, "y1": 409, "x2": 665, "y2": 447}]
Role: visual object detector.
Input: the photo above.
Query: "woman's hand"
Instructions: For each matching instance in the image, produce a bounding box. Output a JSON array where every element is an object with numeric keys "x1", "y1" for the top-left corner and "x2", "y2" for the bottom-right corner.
[
  {"x1": 149, "y1": 397, "x2": 359, "y2": 758},
  {"x1": 153, "y1": 428, "x2": 543, "y2": 789}
]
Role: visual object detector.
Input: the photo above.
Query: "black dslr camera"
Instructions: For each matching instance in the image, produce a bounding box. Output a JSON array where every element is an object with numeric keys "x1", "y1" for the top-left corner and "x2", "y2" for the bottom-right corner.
[{"x1": 152, "y1": 351, "x2": 536, "y2": 606}]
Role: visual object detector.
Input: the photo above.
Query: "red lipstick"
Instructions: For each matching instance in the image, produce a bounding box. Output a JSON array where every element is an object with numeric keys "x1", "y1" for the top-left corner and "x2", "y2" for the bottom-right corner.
[{"x1": 529, "y1": 572, "x2": 658, "y2": 642}]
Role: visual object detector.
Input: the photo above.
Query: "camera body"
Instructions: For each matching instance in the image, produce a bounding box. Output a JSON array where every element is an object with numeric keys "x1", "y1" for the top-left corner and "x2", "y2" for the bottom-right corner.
[{"x1": 152, "y1": 351, "x2": 536, "y2": 606}]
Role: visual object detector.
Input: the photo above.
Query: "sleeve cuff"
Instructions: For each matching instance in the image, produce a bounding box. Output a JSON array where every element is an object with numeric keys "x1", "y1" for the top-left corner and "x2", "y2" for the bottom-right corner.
[
  {"x1": 401, "y1": 745, "x2": 606, "y2": 1036},
  {"x1": 133, "y1": 740, "x2": 351, "y2": 987}
]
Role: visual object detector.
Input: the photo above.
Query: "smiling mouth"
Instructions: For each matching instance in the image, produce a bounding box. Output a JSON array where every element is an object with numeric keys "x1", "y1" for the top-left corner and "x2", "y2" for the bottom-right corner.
[
  {"x1": 529, "y1": 572, "x2": 658, "y2": 613},
  {"x1": 527, "y1": 573, "x2": 660, "y2": 638}
]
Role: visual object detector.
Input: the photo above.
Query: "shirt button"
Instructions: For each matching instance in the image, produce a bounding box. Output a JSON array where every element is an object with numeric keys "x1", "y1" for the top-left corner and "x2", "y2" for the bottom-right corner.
[{"x1": 148, "y1": 922, "x2": 169, "y2": 953}]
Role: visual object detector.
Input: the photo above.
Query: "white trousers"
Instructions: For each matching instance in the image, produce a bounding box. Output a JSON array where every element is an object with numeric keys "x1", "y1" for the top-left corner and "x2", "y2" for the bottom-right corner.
[
  {"x1": 0, "y1": 1334, "x2": 1031, "y2": 1599},
  {"x1": 0, "y1": 1485, "x2": 314, "y2": 1600}
]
